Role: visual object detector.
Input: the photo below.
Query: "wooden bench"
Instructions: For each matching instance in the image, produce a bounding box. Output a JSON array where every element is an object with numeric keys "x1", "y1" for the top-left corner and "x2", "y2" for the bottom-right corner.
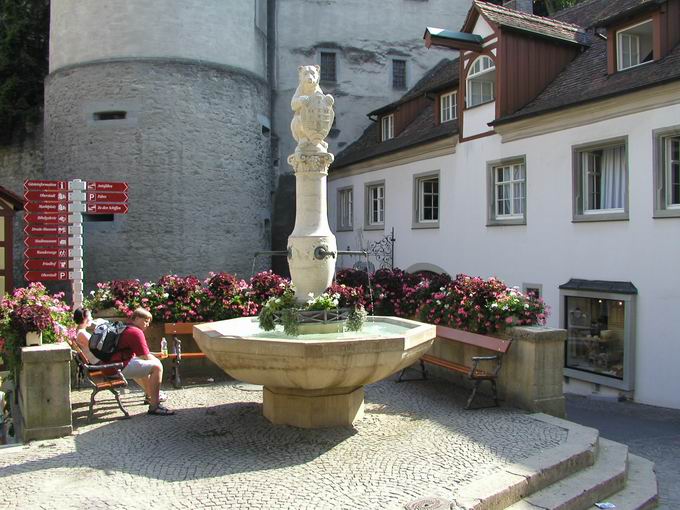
[
  {"x1": 65, "y1": 336, "x2": 130, "y2": 422},
  {"x1": 398, "y1": 325, "x2": 512, "y2": 410},
  {"x1": 150, "y1": 323, "x2": 207, "y2": 389}
]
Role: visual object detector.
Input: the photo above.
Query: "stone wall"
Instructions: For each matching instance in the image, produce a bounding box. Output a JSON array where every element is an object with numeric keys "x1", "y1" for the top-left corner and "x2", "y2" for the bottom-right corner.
[
  {"x1": 0, "y1": 122, "x2": 44, "y2": 288},
  {"x1": 44, "y1": 60, "x2": 273, "y2": 288}
]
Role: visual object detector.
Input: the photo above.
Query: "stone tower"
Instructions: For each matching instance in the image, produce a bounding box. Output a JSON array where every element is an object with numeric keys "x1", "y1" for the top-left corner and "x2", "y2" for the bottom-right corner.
[{"x1": 45, "y1": 0, "x2": 273, "y2": 284}]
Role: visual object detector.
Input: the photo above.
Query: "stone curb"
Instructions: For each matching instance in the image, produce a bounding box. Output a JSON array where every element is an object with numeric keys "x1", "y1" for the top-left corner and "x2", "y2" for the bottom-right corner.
[
  {"x1": 606, "y1": 453, "x2": 659, "y2": 510},
  {"x1": 452, "y1": 413, "x2": 599, "y2": 510},
  {"x1": 506, "y1": 437, "x2": 628, "y2": 510}
]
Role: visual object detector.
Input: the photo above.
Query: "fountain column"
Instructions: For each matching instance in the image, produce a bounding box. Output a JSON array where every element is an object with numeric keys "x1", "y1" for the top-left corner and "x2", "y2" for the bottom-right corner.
[{"x1": 286, "y1": 66, "x2": 337, "y2": 302}]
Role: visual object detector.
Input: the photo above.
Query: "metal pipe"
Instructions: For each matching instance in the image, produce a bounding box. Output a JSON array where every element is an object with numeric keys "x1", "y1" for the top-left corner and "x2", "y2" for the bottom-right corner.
[
  {"x1": 253, "y1": 250, "x2": 289, "y2": 258},
  {"x1": 337, "y1": 250, "x2": 368, "y2": 256}
]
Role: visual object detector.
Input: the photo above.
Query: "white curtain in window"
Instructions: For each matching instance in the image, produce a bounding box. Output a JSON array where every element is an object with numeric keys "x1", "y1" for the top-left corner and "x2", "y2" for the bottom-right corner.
[{"x1": 601, "y1": 146, "x2": 625, "y2": 209}]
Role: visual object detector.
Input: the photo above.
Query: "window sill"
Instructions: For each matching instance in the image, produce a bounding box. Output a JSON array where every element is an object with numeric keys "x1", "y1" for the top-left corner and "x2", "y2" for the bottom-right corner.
[
  {"x1": 364, "y1": 224, "x2": 385, "y2": 231},
  {"x1": 563, "y1": 367, "x2": 633, "y2": 391},
  {"x1": 411, "y1": 222, "x2": 440, "y2": 230},
  {"x1": 572, "y1": 212, "x2": 629, "y2": 222},
  {"x1": 653, "y1": 208, "x2": 680, "y2": 219},
  {"x1": 616, "y1": 59, "x2": 653, "y2": 73},
  {"x1": 336, "y1": 226, "x2": 353, "y2": 232},
  {"x1": 465, "y1": 99, "x2": 494, "y2": 111},
  {"x1": 487, "y1": 218, "x2": 526, "y2": 227}
]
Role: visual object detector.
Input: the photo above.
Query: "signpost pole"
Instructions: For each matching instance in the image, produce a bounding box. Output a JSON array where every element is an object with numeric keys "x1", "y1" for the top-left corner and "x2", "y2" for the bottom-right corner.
[{"x1": 68, "y1": 179, "x2": 86, "y2": 309}]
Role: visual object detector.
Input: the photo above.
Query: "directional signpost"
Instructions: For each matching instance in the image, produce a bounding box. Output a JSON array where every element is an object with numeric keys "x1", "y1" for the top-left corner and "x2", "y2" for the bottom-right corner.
[{"x1": 23, "y1": 178, "x2": 128, "y2": 308}]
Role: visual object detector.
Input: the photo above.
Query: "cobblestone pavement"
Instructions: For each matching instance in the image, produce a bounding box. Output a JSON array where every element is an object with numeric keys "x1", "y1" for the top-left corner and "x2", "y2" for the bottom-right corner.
[
  {"x1": 1, "y1": 379, "x2": 567, "y2": 510},
  {"x1": 565, "y1": 394, "x2": 680, "y2": 510}
]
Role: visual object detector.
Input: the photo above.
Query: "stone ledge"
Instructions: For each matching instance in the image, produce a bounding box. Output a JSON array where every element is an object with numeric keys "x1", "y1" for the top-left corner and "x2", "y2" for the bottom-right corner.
[{"x1": 21, "y1": 343, "x2": 72, "y2": 363}]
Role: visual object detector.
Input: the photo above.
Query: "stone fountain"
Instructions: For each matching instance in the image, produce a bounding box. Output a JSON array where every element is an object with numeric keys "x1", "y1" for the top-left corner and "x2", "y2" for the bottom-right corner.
[{"x1": 194, "y1": 65, "x2": 436, "y2": 428}]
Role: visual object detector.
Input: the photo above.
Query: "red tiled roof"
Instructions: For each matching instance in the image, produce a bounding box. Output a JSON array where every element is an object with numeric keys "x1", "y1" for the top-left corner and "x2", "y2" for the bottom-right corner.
[{"x1": 474, "y1": 0, "x2": 590, "y2": 45}]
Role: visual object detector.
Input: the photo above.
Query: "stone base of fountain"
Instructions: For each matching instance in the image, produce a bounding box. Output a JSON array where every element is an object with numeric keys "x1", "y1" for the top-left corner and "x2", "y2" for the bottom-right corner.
[
  {"x1": 192, "y1": 317, "x2": 436, "y2": 429},
  {"x1": 263, "y1": 385, "x2": 364, "y2": 428}
]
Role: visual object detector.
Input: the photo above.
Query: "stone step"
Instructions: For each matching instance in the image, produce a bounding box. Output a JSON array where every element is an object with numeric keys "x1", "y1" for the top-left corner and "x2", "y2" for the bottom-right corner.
[
  {"x1": 505, "y1": 438, "x2": 628, "y2": 510},
  {"x1": 603, "y1": 453, "x2": 659, "y2": 510},
  {"x1": 452, "y1": 413, "x2": 599, "y2": 510}
]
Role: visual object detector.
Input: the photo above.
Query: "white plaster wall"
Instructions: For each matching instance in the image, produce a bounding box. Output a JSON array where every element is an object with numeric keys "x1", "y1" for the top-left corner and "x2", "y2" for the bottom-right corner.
[
  {"x1": 463, "y1": 101, "x2": 495, "y2": 137},
  {"x1": 50, "y1": 0, "x2": 267, "y2": 78},
  {"x1": 473, "y1": 15, "x2": 495, "y2": 38},
  {"x1": 273, "y1": 0, "x2": 470, "y2": 174},
  {"x1": 328, "y1": 103, "x2": 680, "y2": 409}
]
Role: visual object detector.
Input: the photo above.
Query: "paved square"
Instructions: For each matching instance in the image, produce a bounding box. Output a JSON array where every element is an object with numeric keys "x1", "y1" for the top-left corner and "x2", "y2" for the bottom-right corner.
[{"x1": 1, "y1": 379, "x2": 566, "y2": 509}]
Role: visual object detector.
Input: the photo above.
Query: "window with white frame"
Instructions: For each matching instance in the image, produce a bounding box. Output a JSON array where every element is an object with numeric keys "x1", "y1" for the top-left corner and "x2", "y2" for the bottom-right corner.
[
  {"x1": 574, "y1": 141, "x2": 628, "y2": 220},
  {"x1": 381, "y1": 114, "x2": 394, "y2": 141},
  {"x1": 414, "y1": 173, "x2": 439, "y2": 227},
  {"x1": 466, "y1": 55, "x2": 495, "y2": 108},
  {"x1": 440, "y1": 91, "x2": 457, "y2": 123},
  {"x1": 365, "y1": 182, "x2": 385, "y2": 228},
  {"x1": 488, "y1": 159, "x2": 526, "y2": 224},
  {"x1": 653, "y1": 127, "x2": 680, "y2": 217},
  {"x1": 320, "y1": 52, "x2": 337, "y2": 82},
  {"x1": 617, "y1": 20, "x2": 653, "y2": 71},
  {"x1": 337, "y1": 187, "x2": 353, "y2": 231}
]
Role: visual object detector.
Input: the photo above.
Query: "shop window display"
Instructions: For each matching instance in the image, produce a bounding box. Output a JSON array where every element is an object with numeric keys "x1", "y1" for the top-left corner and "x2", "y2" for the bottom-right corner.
[{"x1": 565, "y1": 296, "x2": 626, "y2": 380}]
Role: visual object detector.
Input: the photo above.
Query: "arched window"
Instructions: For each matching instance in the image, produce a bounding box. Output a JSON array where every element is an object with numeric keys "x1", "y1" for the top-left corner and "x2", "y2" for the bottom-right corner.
[{"x1": 466, "y1": 55, "x2": 496, "y2": 108}]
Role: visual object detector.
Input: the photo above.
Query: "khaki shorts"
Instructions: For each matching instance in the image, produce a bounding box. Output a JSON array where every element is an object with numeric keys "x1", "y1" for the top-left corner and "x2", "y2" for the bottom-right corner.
[{"x1": 122, "y1": 357, "x2": 161, "y2": 379}]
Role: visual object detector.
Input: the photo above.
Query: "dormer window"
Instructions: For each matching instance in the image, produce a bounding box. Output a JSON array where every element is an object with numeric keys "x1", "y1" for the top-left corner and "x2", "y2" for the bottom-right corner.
[
  {"x1": 381, "y1": 114, "x2": 394, "y2": 141},
  {"x1": 440, "y1": 91, "x2": 457, "y2": 123},
  {"x1": 466, "y1": 56, "x2": 496, "y2": 108},
  {"x1": 617, "y1": 20, "x2": 653, "y2": 71}
]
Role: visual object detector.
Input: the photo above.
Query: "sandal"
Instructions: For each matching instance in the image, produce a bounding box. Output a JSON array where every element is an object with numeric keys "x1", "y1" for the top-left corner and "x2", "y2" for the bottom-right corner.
[{"x1": 147, "y1": 404, "x2": 176, "y2": 416}]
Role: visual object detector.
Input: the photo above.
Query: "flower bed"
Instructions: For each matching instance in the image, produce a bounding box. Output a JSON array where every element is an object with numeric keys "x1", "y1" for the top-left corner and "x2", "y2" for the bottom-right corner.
[
  {"x1": 85, "y1": 269, "x2": 547, "y2": 337},
  {"x1": 0, "y1": 283, "x2": 74, "y2": 375}
]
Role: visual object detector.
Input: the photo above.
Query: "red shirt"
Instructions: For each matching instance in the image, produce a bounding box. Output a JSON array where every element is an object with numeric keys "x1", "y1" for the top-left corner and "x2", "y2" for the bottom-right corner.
[{"x1": 109, "y1": 326, "x2": 150, "y2": 367}]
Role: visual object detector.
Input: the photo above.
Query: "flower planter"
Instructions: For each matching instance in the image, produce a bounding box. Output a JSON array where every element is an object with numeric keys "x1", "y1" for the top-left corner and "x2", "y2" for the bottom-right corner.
[{"x1": 25, "y1": 331, "x2": 42, "y2": 347}]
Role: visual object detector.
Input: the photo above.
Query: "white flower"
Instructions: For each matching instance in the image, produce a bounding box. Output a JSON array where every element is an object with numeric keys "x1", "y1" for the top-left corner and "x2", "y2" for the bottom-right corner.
[{"x1": 308, "y1": 292, "x2": 315, "y2": 298}]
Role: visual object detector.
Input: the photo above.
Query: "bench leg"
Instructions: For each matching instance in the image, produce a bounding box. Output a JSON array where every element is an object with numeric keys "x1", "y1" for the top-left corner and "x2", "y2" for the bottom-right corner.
[
  {"x1": 110, "y1": 389, "x2": 130, "y2": 419},
  {"x1": 171, "y1": 358, "x2": 182, "y2": 389},
  {"x1": 465, "y1": 380, "x2": 482, "y2": 410},
  {"x1": 397, "y1": 359, "x2": 427, "y2": 382},
  {"x1": 491, "y1": 379, "x2": 499, "y2": 407},
  {"x1": 87, "y1": 389, "x2": 99, "y2": 423}
]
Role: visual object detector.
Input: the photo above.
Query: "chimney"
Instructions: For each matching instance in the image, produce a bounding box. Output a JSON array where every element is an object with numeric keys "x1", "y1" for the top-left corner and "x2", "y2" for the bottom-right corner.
[{"x1": 503, "y1": 0, "x2": 533, "y2": 13}]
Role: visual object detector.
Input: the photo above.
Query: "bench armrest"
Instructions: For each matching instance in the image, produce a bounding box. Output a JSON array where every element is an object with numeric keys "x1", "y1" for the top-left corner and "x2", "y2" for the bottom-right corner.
[
  {"x1": 84, "y1": 362, "x2": 124, "y2": 372},
  {"x1": 471, "y1": 355, "x2": 500, "y2": 361},
  {"x1": 470, "y1": 354, "x2": 504, "y2": 378}
]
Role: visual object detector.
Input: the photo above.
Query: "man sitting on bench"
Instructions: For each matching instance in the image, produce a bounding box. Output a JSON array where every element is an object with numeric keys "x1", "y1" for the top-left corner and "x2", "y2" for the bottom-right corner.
[{"x1": 109, "y1": 307, "x2": 175, "y2": 416}]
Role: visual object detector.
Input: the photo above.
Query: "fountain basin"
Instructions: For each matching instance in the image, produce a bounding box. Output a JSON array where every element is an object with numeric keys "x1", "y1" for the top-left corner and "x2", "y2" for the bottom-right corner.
[{"x1": 193, "y1": 316, "x2": 436, "y2": 428}]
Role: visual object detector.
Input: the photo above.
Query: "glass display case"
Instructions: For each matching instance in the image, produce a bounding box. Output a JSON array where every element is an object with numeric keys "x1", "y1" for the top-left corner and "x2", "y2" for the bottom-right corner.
[{"x1": 560, "y1": 279, "x2": 637, "y2": 391}]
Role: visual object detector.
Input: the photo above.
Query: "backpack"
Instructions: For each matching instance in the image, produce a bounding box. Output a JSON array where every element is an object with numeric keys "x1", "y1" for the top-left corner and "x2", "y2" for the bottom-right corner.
[{"x1": 89, "y1": 321, "x2": 127, "y2": 362}]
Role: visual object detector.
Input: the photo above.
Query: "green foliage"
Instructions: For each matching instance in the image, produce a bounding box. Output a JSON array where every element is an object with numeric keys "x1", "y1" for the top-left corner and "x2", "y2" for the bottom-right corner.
[
  {"x1": 0, "y1": 0, "x2": 50, "y2": 144},
  {"x1": 534, "y1": 0, "x2": 584, "y2": 16}
]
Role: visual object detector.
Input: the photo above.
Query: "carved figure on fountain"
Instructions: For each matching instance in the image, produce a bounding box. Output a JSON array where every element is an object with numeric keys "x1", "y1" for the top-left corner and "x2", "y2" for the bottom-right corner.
[{"x1": 290, "y1": 65, "x2": 335, "y2": 157}]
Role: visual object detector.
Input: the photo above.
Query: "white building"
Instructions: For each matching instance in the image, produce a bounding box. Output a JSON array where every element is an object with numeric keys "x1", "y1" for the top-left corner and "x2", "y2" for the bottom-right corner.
[{"x1": 328, "y1": 0, "x2": 680, "y2": 409}]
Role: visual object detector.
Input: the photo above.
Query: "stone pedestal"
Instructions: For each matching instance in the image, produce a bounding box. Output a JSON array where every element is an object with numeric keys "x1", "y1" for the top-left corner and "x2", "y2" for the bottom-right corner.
[
  {"x1": 499, "y1": 326, "x2": 566, "y2": 417},
  {"x1": 263, "y1": 385, "x2": 364, "y2": 428},
  {"x1": 19, "y1": 343, "x2": 73, "y2": 442}
]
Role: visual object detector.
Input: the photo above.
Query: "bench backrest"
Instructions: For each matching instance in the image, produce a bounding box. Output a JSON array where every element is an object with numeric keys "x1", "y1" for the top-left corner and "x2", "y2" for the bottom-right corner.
[
  {"x1": 435, "y1": 325, "x2": 512, "y2": 354},
  {"x1": 164, "y1": 323, "x2": 199, "y2": 335},
  {"x1": 64, "y1": 335, "x2": 91, "y2": 366}
]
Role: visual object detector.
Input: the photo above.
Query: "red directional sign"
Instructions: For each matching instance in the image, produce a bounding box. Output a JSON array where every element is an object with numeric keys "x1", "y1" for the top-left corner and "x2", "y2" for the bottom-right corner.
[
  {"x1": 87, "y1": 191, "x2": 128, "y2": 203},
  {"x1": 24, "y1": 248, "x2": 70, "y2": 259},
  {"x1": 25, "y1": 270, "x2": 69, "y2": 282},
  {"x1": 24, "y1": 213, "x2": 69, "y2": 224},
  {"x1": 24, "y1": 236, "x2": 71, "y2": 248},
  {"x1": 24, "y1": 224, "x2": 68, "y2": 236},
  {"x1": 86, "y1": 181, "x2": 128, "y2": 192},
  {"x1": 25, "y1": 259, "x2": 70, "y2": 271},
  {"x1": 86, "y1": 203, "x2": 128, "y2": 214},
  {"x1": 24, "y1": 201, "x2": 69, "y2": 213},
  {"x1": 24, "y1": 179, "x2": 67, "y2": 191},
  {"x1": 24, "y1": 190, "x2": 69, "y2": 202}
]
